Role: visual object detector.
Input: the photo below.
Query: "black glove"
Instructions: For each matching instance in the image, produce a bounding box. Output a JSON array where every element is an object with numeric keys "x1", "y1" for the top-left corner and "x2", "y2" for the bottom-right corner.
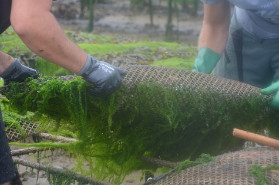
[
  {"x1": 77, "y1": 55, "x2": 126, "y2": 96},
  {"x1": 1, "y1": 59, "x2": 38, "y2": 85}
]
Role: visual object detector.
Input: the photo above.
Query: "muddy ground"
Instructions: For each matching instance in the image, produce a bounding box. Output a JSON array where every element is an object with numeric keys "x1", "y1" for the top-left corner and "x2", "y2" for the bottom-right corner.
[
  {"x1": 12, "y1": 0, "x2": 203, "y2": 184},
  {"x1": 53, "y1": 0, "x2": 203, "y2": 44}
]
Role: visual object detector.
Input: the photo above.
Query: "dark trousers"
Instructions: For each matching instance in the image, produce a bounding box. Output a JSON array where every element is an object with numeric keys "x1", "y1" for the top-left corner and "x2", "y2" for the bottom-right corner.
[
  {"x1": 0, "y1": 107, "x2": 15, "y2": 184},
  {"x1": 214, "y1": 13, "x2": 279, "y2": 88},
  {"x1": 0, "y1": 0, "x2": 15, "y2": 183},
  {"x1": 0, "y1": 0, "x2": 12, "y2": 34}
]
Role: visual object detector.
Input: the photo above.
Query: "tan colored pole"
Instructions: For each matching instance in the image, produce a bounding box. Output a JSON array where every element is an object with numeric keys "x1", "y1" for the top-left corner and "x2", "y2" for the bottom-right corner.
[{"x1": 233, "y1": 128, "x2": 279, "y2": 149}]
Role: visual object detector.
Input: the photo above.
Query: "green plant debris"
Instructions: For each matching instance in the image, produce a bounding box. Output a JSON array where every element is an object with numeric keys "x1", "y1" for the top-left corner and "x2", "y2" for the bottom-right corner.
[
  {"x1": 250, "y1": 164, "x2": 279, "y2": 185},
  {"x1": 79, "y1": 42, "x2": 181, "y2": 55},
  {"x1": 175, "y1": 154, "x2": 215, "y2": 173},
  {"x1": 30, "y1": 57, "x2": 73, "y2": 76},
  {"x1": 0, "y1": 28, "x2": 182, "y2": 56},
  {"x1": 0, "y1": 28, "x2": 30, "y2": 55},
  {"x1": 65, "y1": 30, "x2": 116, "y2": 44},
  {"x1": 2, "y1": 111, "x2": 32, "y2": 138},
  {"x1": 151, "y1": 56, "x2": 195, "y2": 70},
  {"x1": 2, "y1": 75, "x2": 279, "y2": 184}
]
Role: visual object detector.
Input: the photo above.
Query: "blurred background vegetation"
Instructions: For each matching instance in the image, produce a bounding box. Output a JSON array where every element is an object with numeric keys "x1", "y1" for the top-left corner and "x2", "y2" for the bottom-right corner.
[{"x1": 52, "y1": 0, "x2": 202, "y2": 43}]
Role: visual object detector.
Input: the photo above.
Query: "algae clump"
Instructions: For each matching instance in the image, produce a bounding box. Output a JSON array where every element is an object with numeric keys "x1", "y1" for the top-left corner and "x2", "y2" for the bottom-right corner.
[{"x1": 3, "y1": 73, "x2": 279, "y2": 184}]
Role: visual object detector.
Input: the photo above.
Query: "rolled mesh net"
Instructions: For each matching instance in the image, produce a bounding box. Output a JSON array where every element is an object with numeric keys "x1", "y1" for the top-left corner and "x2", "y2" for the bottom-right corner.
[
  {"x1": 5, "y1": 65, "x2": 272, "y2": 142},
  {"x1": 121, "y1": 65, "x2": 269, "y2": 99},
  {"x1": 6, "y1": 122, "x2": 37, "y2": 142},
  {"x1": 149, "y1": 147, "x2": 279, "y2": 185},
  {"x1": 3, "y1": 65, "x2": 279, "y2": 184}
]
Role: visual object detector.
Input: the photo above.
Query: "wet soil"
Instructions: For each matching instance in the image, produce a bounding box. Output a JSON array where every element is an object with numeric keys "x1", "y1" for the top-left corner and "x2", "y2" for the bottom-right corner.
[{"x1": 54, "y1": 0, "x2": 203, "y2": 44}]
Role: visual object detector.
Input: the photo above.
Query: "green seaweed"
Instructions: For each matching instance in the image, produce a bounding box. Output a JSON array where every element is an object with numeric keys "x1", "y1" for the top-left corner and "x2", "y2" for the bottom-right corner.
[
  {"x1": 176, "y1": 154, "x2": 215, "y2": 173},
  {"x1": 250, "y1": 165, "x2": 279, "y2": 185},
  {"x1": 2, "y1": 28, "x2": 279, "y2": 184},
  {"x1": 151, "y1": 56, "x2": 195, "y2": 70},
  {"x1": 3, "y1": 74, "x2": 279, "y2": 184}
]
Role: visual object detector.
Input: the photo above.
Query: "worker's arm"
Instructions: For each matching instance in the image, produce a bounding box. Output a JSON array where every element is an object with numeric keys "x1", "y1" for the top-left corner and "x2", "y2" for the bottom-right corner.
[
  {"x1": 192, "y1": 1, "x2": 231, "y2": 73},
  {"x1": 9, "y1": 0, "x2": 125, "y2": 96},
  {"x1": 10, "y1": 0, "x2": 87, "y2": 73}
]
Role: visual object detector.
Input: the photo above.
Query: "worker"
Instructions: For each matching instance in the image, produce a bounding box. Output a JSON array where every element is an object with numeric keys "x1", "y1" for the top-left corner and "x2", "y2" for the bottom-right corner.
[
  {"x1": 0, "y1": 0, "x2": 126, "y2": 184},
  {"x1": 192, "y1": 0, "x2": 279, "y2": 110}
]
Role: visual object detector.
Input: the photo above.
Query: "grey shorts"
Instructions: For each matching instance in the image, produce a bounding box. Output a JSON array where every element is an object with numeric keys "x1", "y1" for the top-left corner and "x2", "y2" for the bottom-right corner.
[
  {"x1": 0, "y1": 0, "x2": 12, "y2": 34},
  {"x1": 0, "y1": 107, "x2": 15, "y2": 184},
  {"x1": 214, "y1": 13, "x2": 279, "y2": 88}
]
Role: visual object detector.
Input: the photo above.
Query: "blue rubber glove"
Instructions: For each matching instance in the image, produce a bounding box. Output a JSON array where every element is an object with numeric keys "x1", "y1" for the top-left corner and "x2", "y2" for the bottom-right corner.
[
  {"x1": 261, "y1": 81, "x2": 279, "y2": 110},
  {"x1": 192, "y1": 47, "x2": 221, "y2": 74},
  {"x1": 77, "y1": 55, "x2": 126, "y2": 96},
  {"x1": 1, "y1": 59, "x2": 38, "y2": 85}
]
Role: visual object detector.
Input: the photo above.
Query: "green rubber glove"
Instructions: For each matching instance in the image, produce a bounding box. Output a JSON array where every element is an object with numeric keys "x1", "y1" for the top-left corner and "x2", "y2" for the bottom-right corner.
[
  {"x1": 192, "y1": 47, "x2": 221, "y2": 74},
  {"x1": 261, "y1": 81, "x2": 279, "y2": 110}
]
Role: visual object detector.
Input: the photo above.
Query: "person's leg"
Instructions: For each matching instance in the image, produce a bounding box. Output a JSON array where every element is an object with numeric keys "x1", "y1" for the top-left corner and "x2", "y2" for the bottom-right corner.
[
  {"x1": 0, "y1": 0, "x2": 11, "y2": 34},
  {"x1": 241, "y1": 34, "x2": 276, "y2": 88},
  {"x1": 0, "y1": 1, "x2": 16, "y2": 184},
  {"x1": 214, "y1": 13, "x2": 242, "y2": 82},
  {"x1": 0, "y1": 107, "x2": 15, "y2": 185}
]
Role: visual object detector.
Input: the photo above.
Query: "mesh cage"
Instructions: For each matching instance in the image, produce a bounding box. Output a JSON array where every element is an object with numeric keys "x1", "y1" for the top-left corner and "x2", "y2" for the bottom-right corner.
[
  {"x1": 4, "y1": 66, "x2": 272, "y2": 142},
  {"x1": 6, "y1": 122, "x2": 37, "y2": 142},
  {"x1": 3, "y1": 66, "x2": 277, "y2": 184},
  {"x1": 149, "y1": 147, "x2": 279, "y2": 185},
  {"x1": 121, "y1": 65, "x2": 271, "y2": 100}
]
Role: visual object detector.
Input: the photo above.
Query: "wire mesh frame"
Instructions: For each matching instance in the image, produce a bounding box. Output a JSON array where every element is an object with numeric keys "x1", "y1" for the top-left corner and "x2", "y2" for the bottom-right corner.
[
  {"x1": 3, "y1": 65, "x2": 277, "y2": 185},
  {"x1": 6, "y1": 66, "x2": 272, "y2": 142},
  {"x1": 149, "y1": 147, "x2": 279, "y2": 185}
]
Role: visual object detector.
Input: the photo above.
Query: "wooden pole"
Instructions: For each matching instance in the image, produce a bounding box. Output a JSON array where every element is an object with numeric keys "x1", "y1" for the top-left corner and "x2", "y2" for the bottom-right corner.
[
  {"x1": 11, "y1": 147, "x2": 52, "y2": 156},
  {"x1": 32, "y1": 132, "x2": 77, "y2": 143},
  {"x1": 13, "y1": 157, "x2": 114, "y2": 185},
  {"x1": 233, "y1": 128, "x2": 279, "y2": 149},
  {"x1": 141, "y1": 156, "x2": 179, "y2": 169}
]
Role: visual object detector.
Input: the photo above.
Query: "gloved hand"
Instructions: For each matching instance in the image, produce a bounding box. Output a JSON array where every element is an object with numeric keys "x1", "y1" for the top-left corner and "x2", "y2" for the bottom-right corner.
[
  {"x1": 261, "y1": 81, "x2": 279, "y2": 110},
  {"x1": 192, "y1": 47, "x2": 221, "y2": 74},
  {"x1": 1, "y1": 59, "x2": 38, "y2": 85},
  {"x1": 77, "y1": 55, "x2": 126, "y2": 96}
]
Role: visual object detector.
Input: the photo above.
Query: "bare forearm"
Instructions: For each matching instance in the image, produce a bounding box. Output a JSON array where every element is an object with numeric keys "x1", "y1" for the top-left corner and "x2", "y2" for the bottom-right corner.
[
  {"x1": 198, "y1": 2, "x2": 231, "y2": 55},
  {"x1": 11, "y1": 0, "x2": 87, "y2": 73},
  {"x1": 0, "y1": 51, "x2": 14, "y2": 75},
  {"x1": 198, "y1": 23, "x2": 229, "y2": 54}
]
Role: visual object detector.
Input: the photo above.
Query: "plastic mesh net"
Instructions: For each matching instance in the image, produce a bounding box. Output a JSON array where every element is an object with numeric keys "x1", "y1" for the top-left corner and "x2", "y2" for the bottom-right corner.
[
  {"x1": 6, "y1": 122, "x2": 37, "y2": 142},
  {"x1": 5, "y1": 65, "x2": 272, "y2": 141},
  {"x1": 149, "y1": 147, "x2": 279, "y2": 185},
  {"x1": 121, "y1": 65, "x2": 269, "y2": 100},
  {"x1": 4, "y1": 65, "x2": 278, "y2": 184}
]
